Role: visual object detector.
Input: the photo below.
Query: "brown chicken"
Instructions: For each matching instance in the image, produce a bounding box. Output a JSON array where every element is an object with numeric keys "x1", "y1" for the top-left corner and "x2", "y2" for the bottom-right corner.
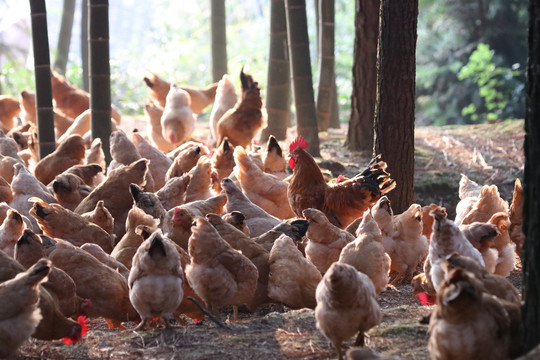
[
  {"x1": 131, "y1": 131, "x2": 172, "y2": 191},
  {"x1": 216, "y1": 67, "x2": 266, "y2": 148},
  {"x1": 165, "y1": 143, "x2": 206, "y2": 181},
  {"x1": 46, "y1": 239, "x2": 139, "y2": 328},
  {"x1": 222, "y1": 211, "x2": 250, "y2": 236},
  {"x1": 252, "y1": 218, "x2": 310, "y2": 252},
  {"x1": 288, "y1": 136, "x2": 395, "y2": 229},
  {"x1": 267, "y1": 234, "x2": 322, "y2": 309},
  {"x1": 0, "y1": 258, "x2": 51, "y2": 358},
  {"x1": 143, "y1": 70, "x2": 218, "y2": 114},
  {"x1": 206, "y1": 213, "x2": 271, "y2": 311},
  {"x1": 428, "y1": 267, "x2": 518, "y2": 360},
  {"x1": 130, "y1": 183, "x2": 166, "y2": 224},
  {"x1": 80, "y1": 200, "x2": 115, "y2": 235},
  {"x1": 508, "y1": 178, "x2": 524, "y2": 255},
  {"x1": 186, "y1": 217, "x2": 258, "y2": 319},
  {"x1": 338, "y1": 211, "x2": 391, "y2": 294},
  {"x1": 456, "y1": 183, "x2": 509, "y2": 226},
  {"x1": 315, "y1": 262, "x2": 382, "y2": 360},
  {"x1": 160, "y1": 84, "x2": 196, "y2": 148},
  {"x1": 30, "y1": 199, "x2": 115, "y2": 253},
  {"x1": 209, "y1": 74, "x2": 238, "y2": 143},
  {"x1": 129, "y1": 231, "x2": 184, "y2": 330},
  {"x1": 81, "y1": 243, "x2": 130, "y2": 279},
  {"x1": 303, "y1": 208, "x2": 355, "y2": 274},
  {"x1": 156, "y1": 174, "x2": 191, "y2": 211},
  {"x1": 50, "y1": 70, "x2": 121, "y2": 124},
  {"x1": 262, "y1": 135, "x2": 288, "y2": 179},
  {"x1": 460, "y1": 221, "x2": 499, "y2": 274},
  {"x1": 0, "y1": 209, "x2": 26, "y2": 258},
  {"x1": 75, "y1": 158, "x2": 149, "y2": 239},
  {"x1": 0, "y1": 95, "x2": 20, "y2": 132},
  {"x1": 0, "y1": 176, "x2": 12, "y2": 203},
  {"x1": 33, "y1": 134, "x2": 86, "y2": 185},
  {"x1": 143, "y1": 101, "x2": 174, "y2": 153},
  {"x1": 0, "y1": 154, "x2": 19, "y2": 183},
  {"x1": 210, "y1": 138, "x2": 236, "y2": 193},
  {"x1": 184, "y1": 155, "x2": 215, "y2": 202},
  {"x1": 421, "y1": 203, "x2": 442, "y2": 240},
  {"x1": 51, "y1": 172, "x2": 93, "y2": 210},
  {"x1": 18, "y1": 90, "x2": 73, "y2": 138}
]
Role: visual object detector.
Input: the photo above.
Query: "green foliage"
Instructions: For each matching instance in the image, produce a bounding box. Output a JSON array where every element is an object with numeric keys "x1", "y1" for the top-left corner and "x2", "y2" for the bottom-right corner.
[{"x1": 0, "y1": 61, "x2": 34, "y2": 95}]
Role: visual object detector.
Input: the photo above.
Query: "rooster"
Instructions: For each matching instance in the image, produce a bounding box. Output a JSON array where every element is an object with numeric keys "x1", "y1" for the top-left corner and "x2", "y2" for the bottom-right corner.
[{"x1": 287, "y1": 136, "x2": 395, "y2": 228}]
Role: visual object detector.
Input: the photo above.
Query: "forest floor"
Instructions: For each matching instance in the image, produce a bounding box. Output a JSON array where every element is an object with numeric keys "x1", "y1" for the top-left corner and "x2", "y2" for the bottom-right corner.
[{"x1": 17, "y1": 120, "x2": 525, "y2": 360}]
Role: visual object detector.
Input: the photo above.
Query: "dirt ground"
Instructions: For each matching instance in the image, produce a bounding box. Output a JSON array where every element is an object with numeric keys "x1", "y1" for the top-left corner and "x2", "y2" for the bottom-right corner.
[{"x1": 17, "y1": 120, "x2": 525, "y2": 360}]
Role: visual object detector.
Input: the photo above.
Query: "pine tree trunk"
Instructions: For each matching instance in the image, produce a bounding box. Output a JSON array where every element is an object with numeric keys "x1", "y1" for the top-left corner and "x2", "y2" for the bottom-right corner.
[
  {"x1": 345, "y1": 0, "x2": 380, "y2": 152},
  {"x1": 285, "y1": 0, "x2": 320, "y2": 156},
  {"x1": 261, "y1": 0, "x2": 291, "y2": 142},
  {"x1": 329, "y1": 75, "x2": 340, "y2": 128},
  {"x1": 29, "y1": 0, "x2": 56, "y2": 159},
  {"x1": 81, "y1": 0, "x2": 89, "y2": 91},
  {"x1": 315, "y1": 0, "x2": 334, "y2": 131},
  {"x1": 373, "y1": 0, "x2": 417, "y2": 213},
  {"x1": 53, "y1": 0, "x2": 75, "y2": 75},
  {"x1": 521, "y1": 0, "x2": 540, "y2": 354},
  {"x1": 211, "y1": 0, "x2": 228, "y2": 82},
  {"x1": 89, "y1": 0, "x2": 112, "y2": 164}
]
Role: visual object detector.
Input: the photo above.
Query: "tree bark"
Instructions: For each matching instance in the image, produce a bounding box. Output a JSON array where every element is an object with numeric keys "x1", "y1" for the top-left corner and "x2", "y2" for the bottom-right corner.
[
  {"x1": 345, "y1": 0, "x2": 380, "y2": 152},
  {"x1": 211, "y1": 0, "x2": 228, "y2": 82},
  {"x1": 285, "y1": 0, "x2": 320, "y2": 156},
  {"x1": 81, "y1": 0, "x2": 89, "y2": 91},
  {"x1": 53, "y1": 0, "x2": 75, "y2": 75},
  {"x1": 29, "y1": 0, "x2": 56, "y2": 159},
  {"x1": 373, "y1": 0, "x2": 417, "y2": 213},
  {"x1": 329, "y1": 75, "x2": 340, "y2": 128},
  {"x1": 261, "y1": 0, "x2": 291, "y2": 142},
  {"x1": 315, "y1": 0, "x2": 334, "y2": 131},
  {"x1": 521, "y1": 0, "x2": 540, "y2": 354},
  {"x1": 89, "y1": 0, "x2": 112, "y2": 164}
]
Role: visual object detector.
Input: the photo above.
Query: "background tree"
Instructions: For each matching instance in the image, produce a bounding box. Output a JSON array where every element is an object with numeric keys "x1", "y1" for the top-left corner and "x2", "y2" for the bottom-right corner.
[
  {"x1": 345, "y1": 0, "x2": 380, "y2": 152},
  {"x1": 285, "y1": 0, "x2": 320, "y2": 156},
  {"x1": 29, "y1": 0, "x2": 56, "y2": 159},
  {"x1": 81, "y1": 0, "x2": 89, "y2": 91},
  {"x1": 261, "y1": 0, "x2": 291, "y2": 142},
  {"x1": 53, "y1": 0, "x2": 75, "y2": 75},
  {"x1": 315, "y1": 0, "x2": 334, "y2": 131},
  {"x1": 211, "y1": 0, "x2": 228, "y2": 82},
  {"x1": 373, "y1": 0, "x2": 417, "y2": 213},
  {"x1": 521, "y1": 0, "x2": 540, "y2": 354},
  {"x1": 89, "y1": 0, "x2": 112, "y2": 164}
]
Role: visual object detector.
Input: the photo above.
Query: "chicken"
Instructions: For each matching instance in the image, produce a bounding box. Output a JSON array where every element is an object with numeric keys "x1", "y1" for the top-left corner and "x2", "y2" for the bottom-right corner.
[
  {"x1": 107, "y1": 130, "x2": 142, "y2": 172},
  {"x1": 143, "y1": 70, "x2": 218, "y2": 114},
  {"x1": 130, "y1": 183, "x2": 166, "y2": 224},
  {"x1": 184, "y1": 155, "x2": 215, "y2": 202},
  {"x1": 372, "y1": 197, "x2": 429, "y2": 285},
  {"x1": 50, "y1": 70, "x2": 121, "y2": 124},
  {"x1": 156, "y1": 174, "x2": 190, "y2": 211},
  {"x1": 46, "y1": 239, "x2": 139, "y2": 327},
  {"x1": 267, "y1": 234, "x2": 322, "y2": 309},
  {"x1": 460, "y1": 221, "x2": 499, "y2": 274},
  {"x1": 0, "y1": 131, "x2": 25, "y2": 164},
  {"x1": 30, "y1": 199, "x2": 114, "y2": 252},
  {"x1": 252, "y1": 219, "x2": 309, "y2": 253},
  {"x1": 338, "y1": 211, "x2": 391, "y2": 294},
  {"x1": 84, "y1": 139, "x2": 106, "y2": 178},
  {"x1": 209, "y1": 74, "x2": 238, "y2": 142},
  {"x1": 428, "y1": 267, "x2": 517, "y2": 360},
  {"x1": 0, "y1": 95, "x2": 20, "y2": 132},
  {"x1": 421, "y1": 203, "x2": 441, "y2": 240},
  {"x1": 129, "y1": 231, "x2": 184, "y2": 330},
  {"x1": 206, "y1": 213, "x2": 271, "y2": 311},
  {"x1": 441, "y1": 252, "x2": 520, "y2": 304},
  {"x1": 485, "y1": 211, "x2": 516, "y2": 277},
  {"x1": 233, "y1": 146, "x2": 294, "y2": 219},
  {"x1": 411, "y1": 272, "x2": 437, "y2": 306},
  {"x1": 315, "y1": 262, "x2": 382, "y2": 360},
  {"x1": 0, "y1": 258, "x2": 51, "y2": 358},
  {"x1": 111, "y1": 207, "x2": 160, "y2": 269},
  {"x1": 57, "y1": 109, "x2": 93, "y2": 144},
  {"x1": 0, "y1": 209, "x2": 26, "y2": 258},
  {"x1": 80, "y1": 200, "x2": 114, "y2": 235},
  {"x1": 288, "y1": 136, "x2": 395, "y2": 229},
  {"x1": 0, "y1": 154, "x2": 19, "y2": 183},
  {"x1": 508, "y1": 178, "x2": 524, "y2": 255},
  {"x1": 160, "y1": 84, "x2": 196, "y2": 147},
  {"x1": 51, "y1": 172, "x2": 93, "y2": 210},
  {"x1": 18, "y1": 90, "x2": 73, "y2": 138},
  {"x1": 221, "y1": 177, "x2": 281, "y2": 237},
  {"x1": 210, "y1": 138, "x2": 235, "y2": 192},
  {"x1": 428, "y1": 208, "x2": 485, "y2": 293},
  {"x1": 456, "y1": 181, "x2": 509, "y2": 227},
  {"x1": 222, "y1": 211, "x2": 250, "y2": 236},
  {"x1": 165, "y1": 143, "x2": 206, "y2": 181},
  {"x1": 303, "y1": 208, "x2": 355, "y2": 274},
  {"x1": 143, "y1": 101, "x2": 174, "y2": 153},
  {"x1": 0, "y1": 176, "x2": 12, "y2": 203},
  {"x1": 75, "y1": 159, "x2": 149, "y2": 239},
  {"x1": 80, "y1": 243, "x2": 130, "y2": 279},
  {"x1": 263, "y1": 135, "x2": 288, "y2": 179},
  {"x1": 131, "y1": 131, "x2": 172, "y2": 190},
  {"x1": 186, "y1": 216, "x2": 258, "y2": 319},
  {"x1": 216, "y1": 67, "x2": 266, "y2": 149}
]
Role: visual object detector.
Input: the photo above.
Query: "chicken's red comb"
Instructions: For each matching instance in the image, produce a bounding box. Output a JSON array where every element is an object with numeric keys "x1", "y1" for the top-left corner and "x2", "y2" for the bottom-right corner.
[
  {"x1": 289, "y1": 136, "x2": 308, "y2": 152},
  {"x1": 416, "y1": 291, "x2": 436, "y2": 306},
  {"x1": 78, "y1": 316, "x2": 89, "y2": 336}
]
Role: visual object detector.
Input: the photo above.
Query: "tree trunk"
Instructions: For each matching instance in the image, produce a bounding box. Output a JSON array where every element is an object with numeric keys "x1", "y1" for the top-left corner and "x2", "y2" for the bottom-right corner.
[
  {"x1": 345, "y1": 0, "x2": 380, "y2": 152},
  {"x1": 53, "y1": 0, "x2": 75, "y2": 75},
  {"x1": 285, "y1": 0, "x2": 320, "y2": 156},
  {"x1": 81, "y1": 0, "x2": 89, "y2": 91},
  {"x1": 329, "y1": 75, "x2": 340, "y2": 128},
  {"x1": 315, "y1": 0, "x2": 334, "y2": 131},
  {"x1": 261, "y1": 0, "x2": 291, "y2": 142},
  {"x1": 89, "y1": 0, "x2": 112, "y2": 164},
  {"x1": 521, "y1": 0, "x2": 540, "y2": 354},
  {"x1": 29, "y1": 0, "x2": 56, "y2": 159},
  {"x1": 211, "y1": 0, "x2": 228, "y2": 82},
  {"x1": 373, "y1": 0, "x2": 417, "y2": 213}
]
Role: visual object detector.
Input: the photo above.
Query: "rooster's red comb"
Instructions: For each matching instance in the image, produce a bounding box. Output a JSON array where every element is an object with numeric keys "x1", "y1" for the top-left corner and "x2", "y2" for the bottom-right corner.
[
  {"x1": 78, "y1": 316, "x2": 89, "y2": 336},
  {"x1": 289, "y1": 136, "x2": 308, "y2": 152}
]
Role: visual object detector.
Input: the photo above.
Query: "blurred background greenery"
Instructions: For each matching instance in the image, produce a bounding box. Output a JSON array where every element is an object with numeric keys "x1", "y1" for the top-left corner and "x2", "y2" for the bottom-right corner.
[{"x1": 0, "y1": 0, "x2": 527, "y2": 125}]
